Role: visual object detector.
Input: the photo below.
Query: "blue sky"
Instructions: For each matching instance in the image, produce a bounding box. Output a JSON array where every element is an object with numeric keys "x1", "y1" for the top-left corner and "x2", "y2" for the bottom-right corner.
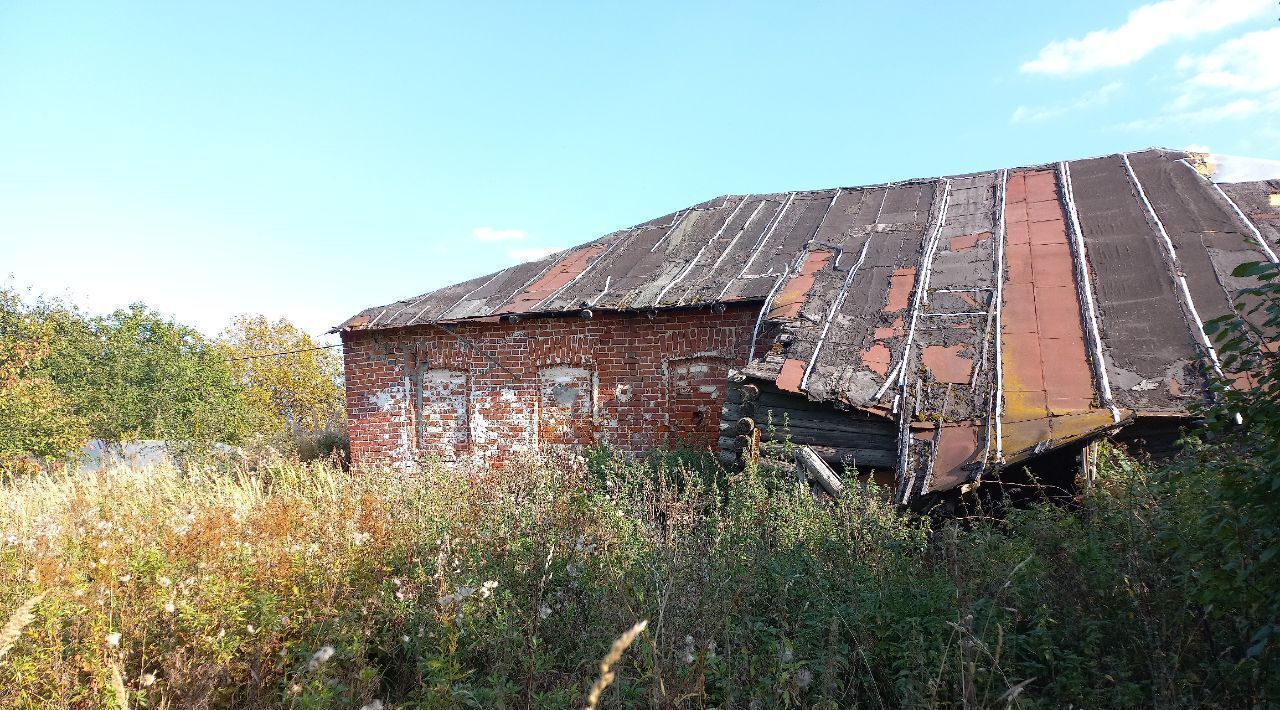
[{"x1": 2, "y1": 1, "x2": 1277, "y2": 338}]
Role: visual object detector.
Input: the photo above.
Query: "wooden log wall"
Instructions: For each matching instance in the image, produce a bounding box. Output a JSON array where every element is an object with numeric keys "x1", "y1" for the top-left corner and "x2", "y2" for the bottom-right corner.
[{"x1": 719, "y1": 369, "x2": 898, "y2": 470}]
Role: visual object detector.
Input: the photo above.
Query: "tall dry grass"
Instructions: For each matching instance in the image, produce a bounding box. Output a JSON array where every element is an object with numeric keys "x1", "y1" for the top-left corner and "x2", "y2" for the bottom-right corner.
[
  {"x1": 0, "y1": 593, "x2": 44, "y2": 661},
  {"x1": 1, "y1": 443, "x2": 1275, "y2": 707},
  {"x1": 1, "y1": 460, "x2": 470, "y2": 707}
]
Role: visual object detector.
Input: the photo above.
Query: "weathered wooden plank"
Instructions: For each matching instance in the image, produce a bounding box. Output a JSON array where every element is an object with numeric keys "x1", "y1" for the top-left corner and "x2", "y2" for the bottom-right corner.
[
  {"x1": 795, "y1": 445, "x2": 845, "y2": 497},
  {"x1": 811, "y1": 446, "x2": 896, "y2": 469},
  {"x1": 757, "y1": 427, "x2": 896, "y2": 450},
  {"x1": 721, "y1": 404, "x2": 897, "y2": 438}
]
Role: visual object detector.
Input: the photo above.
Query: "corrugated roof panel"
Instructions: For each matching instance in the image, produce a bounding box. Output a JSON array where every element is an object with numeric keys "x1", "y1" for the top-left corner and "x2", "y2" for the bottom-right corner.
[
  {"x1": 1066, "y1": 154, "x2": 1205, "y2": 414},
  {"x1": 993, "y1": 168, "x2": 1112, "y2": 468},
  {"x1": 1218, "y1": 179, "x2": 1280, "y2": 260},
  {"x1": 671, "y1": 197, "x2": 779, "y2": 305},
  {"x1": 801, "y1": 182, "x2": 941, "y2": 405},
  {"x1": 626, "y1": 204, "x2": 746, "y2": 309}
]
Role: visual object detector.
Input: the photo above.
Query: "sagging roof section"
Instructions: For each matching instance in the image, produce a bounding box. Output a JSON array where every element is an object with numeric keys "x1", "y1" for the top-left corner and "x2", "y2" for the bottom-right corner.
[{"x1": 342, "y1": 148, "x2": 1280, "y2": 500}]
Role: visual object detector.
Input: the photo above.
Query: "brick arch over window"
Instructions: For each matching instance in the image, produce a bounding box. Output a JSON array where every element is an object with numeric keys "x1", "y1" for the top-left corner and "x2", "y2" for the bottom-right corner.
[{"x1": 666, "y1": 356, "x2": 731, "y2": 448}]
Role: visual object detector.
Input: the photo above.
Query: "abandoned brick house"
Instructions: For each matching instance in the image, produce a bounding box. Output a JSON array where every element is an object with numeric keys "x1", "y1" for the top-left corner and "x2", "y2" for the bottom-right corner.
[{"x1": 338, "y1": 148, "x2": 1280, "y2": 504}]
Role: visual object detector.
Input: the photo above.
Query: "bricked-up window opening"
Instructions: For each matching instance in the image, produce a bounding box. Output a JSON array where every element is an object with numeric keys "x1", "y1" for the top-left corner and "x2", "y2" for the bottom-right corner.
[
  {"x1": 538, "y1": 366, "x2": 595, "y2": 447},
  {"x1": 416, "y1": 368, "x2": 469, "y2": 459},
  {"x1": 668, "y1": 358, "x2": 729, "y2": 447}
]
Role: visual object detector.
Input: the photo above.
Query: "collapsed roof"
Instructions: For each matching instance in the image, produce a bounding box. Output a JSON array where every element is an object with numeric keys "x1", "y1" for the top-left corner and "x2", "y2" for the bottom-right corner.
[{"x1": 342, "y1": 148, "x2": 1280, "y2": 499}]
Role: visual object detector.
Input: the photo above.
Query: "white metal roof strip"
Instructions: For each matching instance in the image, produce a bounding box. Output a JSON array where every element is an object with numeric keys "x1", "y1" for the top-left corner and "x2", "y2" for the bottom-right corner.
[
  {"x1": 874, "y1": 179, "x2": 953, "y2": 403},
  {"x1": 891, "y1": 179, "x2": 953, "y2": 504},
  {"x1": 408, "y1": 270, "x2": 504, "y2": 326},
  {"x1": 992, "y1": 169, "x2": 1008, "y2": 463},
  {"x1": 531, "y1": 228, "x2": 638, "y2": 312},
  {"x1": 746, "y1": 251, "x2": 805, "y2": 363},
  {"x1": 679, "y1": 199, "x2": 769, "y2": 306},
  {"x1": 647, "y1": 209, "x2": 690, "y2": 253},
  {"x1": 488, "y1": 249, "x2": 568, "y2": 315}
]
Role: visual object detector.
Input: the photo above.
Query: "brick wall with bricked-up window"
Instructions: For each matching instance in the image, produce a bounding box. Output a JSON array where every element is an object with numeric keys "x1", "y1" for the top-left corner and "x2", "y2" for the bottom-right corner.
[{"x1": 340, "y1": 305, "x2": 759, "y2": 469}]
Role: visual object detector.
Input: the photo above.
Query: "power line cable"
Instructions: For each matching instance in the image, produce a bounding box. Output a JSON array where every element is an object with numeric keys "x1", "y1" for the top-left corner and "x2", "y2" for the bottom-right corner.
[{"x1": 227, "y1": 343, "x2": 343, "y2": 361}]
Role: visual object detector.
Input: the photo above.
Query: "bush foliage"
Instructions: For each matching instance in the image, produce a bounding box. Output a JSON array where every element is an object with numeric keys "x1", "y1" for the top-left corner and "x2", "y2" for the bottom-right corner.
[{"x1": 1195, "y1": 259, "x2": 1280, "y2": 667}]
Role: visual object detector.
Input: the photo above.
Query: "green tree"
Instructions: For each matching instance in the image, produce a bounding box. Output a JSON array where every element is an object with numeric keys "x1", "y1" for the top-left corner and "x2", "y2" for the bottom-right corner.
[
  {"x1": 218, "y1": 314, "x2": 344, "y2": 437},
  {"x1": 0, "y1": 288, "x2": 88, "y2": 467},
  {"x1": 46, "y1": 303, "x2": 251, "y2": 446}
]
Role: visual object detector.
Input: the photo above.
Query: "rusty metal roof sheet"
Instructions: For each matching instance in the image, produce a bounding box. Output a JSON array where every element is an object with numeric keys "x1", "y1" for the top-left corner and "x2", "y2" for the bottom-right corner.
[{"x1": 342, "y1": 147, "x2": 1280, "y2": 497}]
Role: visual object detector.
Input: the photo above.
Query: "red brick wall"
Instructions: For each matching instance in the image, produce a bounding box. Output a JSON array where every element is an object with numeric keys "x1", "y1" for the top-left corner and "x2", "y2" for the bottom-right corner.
[{"x1": 341, "y1": 306, "x2": 758, "y2": 469}]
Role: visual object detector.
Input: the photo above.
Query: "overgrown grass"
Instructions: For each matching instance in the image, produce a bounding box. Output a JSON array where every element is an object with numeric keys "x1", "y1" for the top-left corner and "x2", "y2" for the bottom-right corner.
[{"x1": 1, "y1": 443, "x2": 1276, "y2": 708}]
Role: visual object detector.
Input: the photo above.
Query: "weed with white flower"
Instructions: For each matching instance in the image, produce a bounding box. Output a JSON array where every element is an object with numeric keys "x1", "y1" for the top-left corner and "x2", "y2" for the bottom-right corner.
[{"x1": 309, "y1": 645, "x2": 335, "y2": 671}]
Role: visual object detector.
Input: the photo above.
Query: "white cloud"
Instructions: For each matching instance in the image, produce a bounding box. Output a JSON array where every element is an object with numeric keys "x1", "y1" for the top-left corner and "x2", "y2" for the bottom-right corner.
[
  {"x1": 1183, "y1": 143, "x2": 1213, "y2": 152},
  {"x1": 1020, "y1": 0, "x2": 1271, "y2": 76},
  {"x1": 1118, "y1": 95, "x2": 1272, "y2": 130},
  {"x1": 1112, "y1": 24, "x2": 1280, "y2": 132},
  {"x1": 1176, "y1": 28, "x2": 1280, "y2": 99},
  {"x1": 1011, "y1": 81, "x2": 1124, "y2": 123},
  {"x1": 472, "y1": 226, "x2": 527, "y2": 242},
  {"x1": 507, "y1": 247, "x2": 558, "y2": 262},
  {"x1": 1184, "y1": 97, "x2": 1265, "y2": 120}
]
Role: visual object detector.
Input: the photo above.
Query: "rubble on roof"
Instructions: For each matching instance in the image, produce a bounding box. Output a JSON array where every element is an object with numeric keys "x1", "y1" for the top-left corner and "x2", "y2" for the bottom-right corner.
[{"x1": 1198, "y1": 153, "x2": 1280, "y2": 183}]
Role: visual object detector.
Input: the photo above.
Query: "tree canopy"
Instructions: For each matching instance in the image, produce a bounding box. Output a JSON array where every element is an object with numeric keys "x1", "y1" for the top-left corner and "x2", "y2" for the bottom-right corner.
[
  {"x1": 218, "y1": 314, "x2": 344, "y2": 436},
  {"x1": 0, "y1": 289, "x2": 88, "y2": 466},
  {"x1": 0, "y1": 287, "x2": 344, "y2": 470},
  {"x1": 43, "y1": 303, "x2": 251, "y2": 446}
]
